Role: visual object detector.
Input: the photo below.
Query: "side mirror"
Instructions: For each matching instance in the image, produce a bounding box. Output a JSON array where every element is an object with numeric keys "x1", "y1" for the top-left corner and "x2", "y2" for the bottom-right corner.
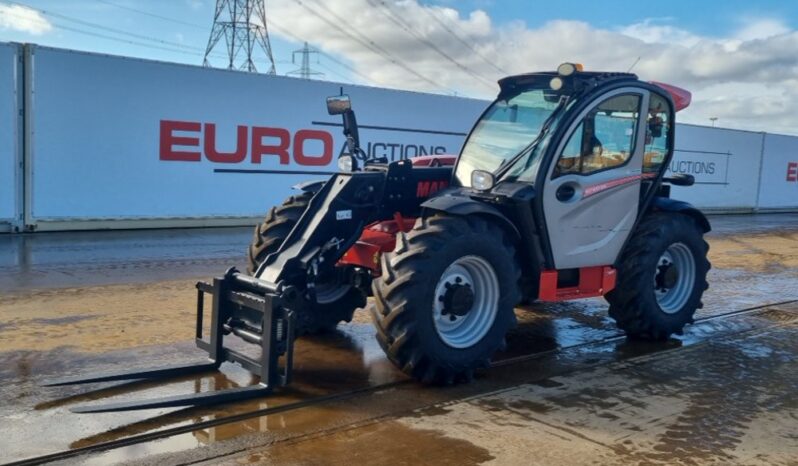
[
  {"x1": 664, "y1": 173, "x2": 695, "y2": 186},
  {"x1": 649, "y1": 117, "x2": 663, "y2": 138},
  {"x1": 326, "y1": 95, "x2": 351, "y2": 115}
]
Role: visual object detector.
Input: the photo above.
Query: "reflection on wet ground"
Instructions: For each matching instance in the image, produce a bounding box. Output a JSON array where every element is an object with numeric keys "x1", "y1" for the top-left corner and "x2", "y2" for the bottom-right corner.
[
  {"x1": 0, "y1": 322, "x2": 404, "y2": 463},
  {"x1": 389, "y1": 317, "x2": 798, "y2": 466},
  {"x1": 0, "y1": 227, "x2": 250, "y2": 293},
  {"x1": 210, "y1": 307, "x2": 798, "y2": 466},
  {"x1": 1, "y1": 214, "x2": 797, "y2": 464},
  {"x1": 1, "y1": 213, "x2": 796, "y2": 293},
  {"x1": 2, "y1": 305, "x2": 795, "y2": 465}
]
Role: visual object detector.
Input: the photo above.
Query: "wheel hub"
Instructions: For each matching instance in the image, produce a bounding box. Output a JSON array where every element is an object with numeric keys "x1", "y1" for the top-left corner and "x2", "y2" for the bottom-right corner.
[
  {"x1": 653, "y1": 243, "x2": 696, "y2": 314},
  {"x1": 439, "y1": 281, "x2": 475, "y2": 319},
  {"x1": 655, "y1": 260, "x2": 679, "y2": 291},
  {"x1": 432, "y1": 256, "x2": 500, "y2": 349}
]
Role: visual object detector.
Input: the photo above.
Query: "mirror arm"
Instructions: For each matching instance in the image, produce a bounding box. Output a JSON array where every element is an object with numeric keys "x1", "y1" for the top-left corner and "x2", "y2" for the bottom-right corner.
[{"x1": 342, "y1": 109, "x2": 361, "y2": 156}]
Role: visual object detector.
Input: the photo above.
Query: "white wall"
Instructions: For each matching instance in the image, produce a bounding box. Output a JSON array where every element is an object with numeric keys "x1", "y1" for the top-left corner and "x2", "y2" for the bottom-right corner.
[
  {"x1": 668, "y1": 124, "x2": 764, "y2": 211},
  {"x1": 26, "y1": 45, "x2": 486, "y2": 227},
  {"x1": 757, "y1": 133, "x2": 798, "y2": 210},
  {"x1": 14, "y1": 44, "x2": 798, "y2": 231},
  {"x1": 0, "y1": 43, "x2": 21, "y2": 230}
]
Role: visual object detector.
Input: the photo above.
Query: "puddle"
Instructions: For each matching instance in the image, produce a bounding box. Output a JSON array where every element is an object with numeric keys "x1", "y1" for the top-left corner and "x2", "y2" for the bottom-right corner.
[
  {"x1": 237, "y1": 420, "x2": 493, "y2": 466},
  {"x1": 2, "y1": 218, "x2": 798, "y2": 464}
]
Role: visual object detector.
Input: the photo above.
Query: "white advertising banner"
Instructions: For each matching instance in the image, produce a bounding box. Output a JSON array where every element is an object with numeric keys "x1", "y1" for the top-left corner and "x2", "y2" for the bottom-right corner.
[
  {"x1": 0, "y1": 42, "x2": 20, "y2": 228},
  {"x1": 27, "y1": 46, "x2": 486, "y2": 225},
  {"x1": 757, "y1": 133, "x2": 798, "y2": 209},
  {"x1": 668, "y1": 124, "x2": 764, "y2": 210},
  {"x1": 23, "y1": 45, "x2": 798, "y2": 230}
]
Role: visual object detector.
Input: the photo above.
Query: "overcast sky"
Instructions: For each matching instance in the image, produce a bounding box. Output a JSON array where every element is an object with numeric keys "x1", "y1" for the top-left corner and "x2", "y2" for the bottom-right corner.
[{"x1": 1, "y1": 0, "x2": 796, "y2": 134}]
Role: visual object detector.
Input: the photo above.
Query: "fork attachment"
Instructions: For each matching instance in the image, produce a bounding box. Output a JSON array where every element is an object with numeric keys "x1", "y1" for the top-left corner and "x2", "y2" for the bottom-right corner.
[{"x1": 42, "y1": 268, "x2": 296, "y2": 413}]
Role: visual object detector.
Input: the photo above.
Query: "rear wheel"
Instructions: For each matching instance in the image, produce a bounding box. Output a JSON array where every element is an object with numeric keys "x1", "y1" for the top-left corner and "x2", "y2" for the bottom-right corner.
[
  {"x1": 248, "y1": 191, "x2": 365, "y2": 334},
  {"x1": 607, "y1": 213, "x2": 710, "y2": 340},
  {"x1": 372, "y1": 214, "x2": 521, "y2": 384}
]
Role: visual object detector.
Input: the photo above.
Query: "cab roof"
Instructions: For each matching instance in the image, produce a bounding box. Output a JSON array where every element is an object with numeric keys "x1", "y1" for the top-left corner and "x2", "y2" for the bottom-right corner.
[{"x1": 497, "y1": 71, "x2": 691, "y2": 112}]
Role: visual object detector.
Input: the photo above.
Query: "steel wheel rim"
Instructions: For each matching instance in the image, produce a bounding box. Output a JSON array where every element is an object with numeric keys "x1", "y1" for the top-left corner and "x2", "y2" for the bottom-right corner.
[
  {"x1": 654, "y1": 242, "x2": 696, "y2": 314},
  {"x1": 432, "y1": 255, "x2": 500, "y2": 349},
  {"x1": 314, "y1": 268, "x2": 351, "y2": 304}
]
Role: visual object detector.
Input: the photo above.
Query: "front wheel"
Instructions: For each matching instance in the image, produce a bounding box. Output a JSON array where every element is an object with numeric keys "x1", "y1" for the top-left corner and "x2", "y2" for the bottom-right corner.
[
  {"x1": 372, "y1": 214, "x2": 521, "y2": 384},
  {"x1": 607, "y1": 213, "x2": 711, "y2": 340},
  {"x1": 248, "y1": 191, "x2": 365, "y2": 334}
]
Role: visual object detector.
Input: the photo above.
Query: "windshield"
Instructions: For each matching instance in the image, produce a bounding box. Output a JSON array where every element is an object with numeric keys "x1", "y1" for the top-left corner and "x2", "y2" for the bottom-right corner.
[{"x1": 454, "y1": 87, "x2": 565, "y2": 187}]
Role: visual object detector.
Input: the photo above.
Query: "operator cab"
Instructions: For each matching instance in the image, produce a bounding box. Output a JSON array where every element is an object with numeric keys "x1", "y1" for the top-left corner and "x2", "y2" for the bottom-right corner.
[{"x1": 445, "y1": 63, "x2": 691, "y2": 273}]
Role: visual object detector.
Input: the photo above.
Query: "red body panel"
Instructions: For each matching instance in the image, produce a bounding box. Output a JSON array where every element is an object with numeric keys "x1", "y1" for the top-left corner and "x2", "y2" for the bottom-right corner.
[
  {"x1": 338, "y1": 214, "x2": 416, "y2": 275},
  {"x1": 410, "y1": 154, "x2": 457, "y2": 167},
  {"x1": 538, "y1": 266, "x2": 617, "y2": 302}
]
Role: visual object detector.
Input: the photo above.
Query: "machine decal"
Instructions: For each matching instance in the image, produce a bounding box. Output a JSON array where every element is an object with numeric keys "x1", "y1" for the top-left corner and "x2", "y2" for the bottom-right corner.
[{"x1": 583, "y1": 173, "x2": 656, "y2": 198}]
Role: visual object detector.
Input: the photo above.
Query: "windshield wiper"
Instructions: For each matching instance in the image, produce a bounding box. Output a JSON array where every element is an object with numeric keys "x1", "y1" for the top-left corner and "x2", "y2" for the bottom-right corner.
[{"x1": 493, "y1": 96, "x2": 569, "y2": 181}]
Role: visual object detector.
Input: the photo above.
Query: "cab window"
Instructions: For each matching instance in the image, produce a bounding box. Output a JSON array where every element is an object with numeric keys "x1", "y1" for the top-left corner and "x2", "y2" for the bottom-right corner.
[
  {"x1": 643, "y1": 94, "x2": 671, "y2": 173},
  {"x1": 554, "y1": 94, "x2": 641, "y2": 177}
]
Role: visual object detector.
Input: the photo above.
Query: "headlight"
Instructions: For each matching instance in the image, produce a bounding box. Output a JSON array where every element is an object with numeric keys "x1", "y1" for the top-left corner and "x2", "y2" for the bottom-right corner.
[
  {"x1": 338, "y1": 155, "x2": 354, "y2": 172},
  {"x1": 471, "y1": 170, "x2": 495, "y2": 191},
  {"x1": 549, "y1": 77, "x2": 564, "y2": 90}
]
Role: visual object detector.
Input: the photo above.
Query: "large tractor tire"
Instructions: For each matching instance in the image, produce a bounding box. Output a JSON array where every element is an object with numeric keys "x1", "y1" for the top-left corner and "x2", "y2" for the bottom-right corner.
[
  {"x1": 607, "y1": 213, "x2": 710, "y2": 340},
  {"x1": 372, "y1": 214, "x2": 521, "y2": 384},
  {"x1": 248, "y1": 191, "x2": 365, "y2": 335}
]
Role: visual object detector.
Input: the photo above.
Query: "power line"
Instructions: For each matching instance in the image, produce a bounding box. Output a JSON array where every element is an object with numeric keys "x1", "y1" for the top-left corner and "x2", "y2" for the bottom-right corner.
[
  {"x1": 203, "y1": 0, "x2": 276, "y2": 74},
  {"x1": 93, "y1": 0, "x2": 375, "y2": 85},
  {"x1": 366, "y1": 0, "x2": 496, "y2": 90},
  {"x1": 95, "y1": 0, "x2": 207, "y2": 30},
  {"x1": 0, "y1": 5, "x2": 216, "y2": 58},
  {"x1": 315, "y1": 61, "x2": 354, "y2": 83},
  {"x1": 420, "y1": 6, "x2": 509, "y2": 75},
  {"x1": 6, "y1": 1, "x2": 216, "y2": 55},
  {"x1": 287, "y1": 42, "x2": 324, "y2": 79},
  {"x1": 3, "y1": 0, "x2": 463, "y2": 93},
  {"x1": 294, "y1": 0, "x2": 455, "y2": 93},
  {"x1": 264, "y1": 19, "x2": 373, "y2": 84}
]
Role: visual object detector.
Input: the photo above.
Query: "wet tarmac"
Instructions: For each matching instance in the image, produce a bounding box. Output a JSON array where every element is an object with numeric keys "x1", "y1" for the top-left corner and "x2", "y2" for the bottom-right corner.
[
  {"x1": 0, "y1": 212, "x2": 797, "y2": 465},
  {"x1": 231, "y1": 310, "x2": 797, "y2": 466},
  {"x1": 2, "y1": 212, "x2": 796, "y2": 293}
]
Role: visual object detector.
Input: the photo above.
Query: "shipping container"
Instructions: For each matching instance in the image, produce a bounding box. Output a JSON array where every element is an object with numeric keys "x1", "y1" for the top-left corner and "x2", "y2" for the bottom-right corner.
[
  {"x1": 10, "y1": 44, "x2": 798, "y2": 232},
  {"x1": 24, "y1": 45, "x2": 485, "y2": 231},
  {"x1": 757, "y1": 133, "x2": 798, "y2": 210},
  {"x1": 0, "y1": 42, "x2": 22, "y2": 232},
  {"x1": 668, "y1": 124, "x2": 765, "y2": 212}
]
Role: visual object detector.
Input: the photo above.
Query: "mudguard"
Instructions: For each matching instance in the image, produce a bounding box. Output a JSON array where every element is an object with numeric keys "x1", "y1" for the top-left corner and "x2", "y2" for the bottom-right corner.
[
  {"x1": 421, "y1": 190, "x2": 521, "y2": 240},
  {"x1": 652, "y1": 197, "x2": 711, "y2": 232},
  {"x1": 292, "y1": 179, "x2": 326, "y2": 194}
]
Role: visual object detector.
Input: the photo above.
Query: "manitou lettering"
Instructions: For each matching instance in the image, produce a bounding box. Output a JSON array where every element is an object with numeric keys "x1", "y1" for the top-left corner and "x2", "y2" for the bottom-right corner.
[
  {"x1": 159, "y1": 120, "x2": 333, "y2": 166},
  {"x1": 787, "y1": 162, "x2": 798, "y2": 182}
]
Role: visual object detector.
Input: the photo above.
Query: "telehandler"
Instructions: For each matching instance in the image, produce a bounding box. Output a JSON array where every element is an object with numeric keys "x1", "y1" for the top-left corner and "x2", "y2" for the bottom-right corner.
[{"x1": 45, "y1": 63, "x2": 710, "y2": 412}]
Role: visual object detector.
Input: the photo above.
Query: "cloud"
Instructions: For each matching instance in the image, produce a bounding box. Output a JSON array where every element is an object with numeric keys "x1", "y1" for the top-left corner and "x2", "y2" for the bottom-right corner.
[
  {"x1": 0, "y1": 4, "x2": 53, "y2": 35},
  {"x1": 618, "y1": 18, "x2": 702, "y2": 47},
  {"x1": 267, "y1": 1, "x2": 798, "y2": 134},
  {"x1": 186, "y1": 0, "x2": 204, "y2": 11},
  {"x1": 734, "y1": 18, "x2": 790, "y2": 41}
]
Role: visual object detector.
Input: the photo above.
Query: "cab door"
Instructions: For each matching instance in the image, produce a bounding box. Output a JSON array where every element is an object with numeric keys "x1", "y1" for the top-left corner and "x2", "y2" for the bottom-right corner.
[{"x1": 541, "y1": 88, "x2": 650, "y2": 269}]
